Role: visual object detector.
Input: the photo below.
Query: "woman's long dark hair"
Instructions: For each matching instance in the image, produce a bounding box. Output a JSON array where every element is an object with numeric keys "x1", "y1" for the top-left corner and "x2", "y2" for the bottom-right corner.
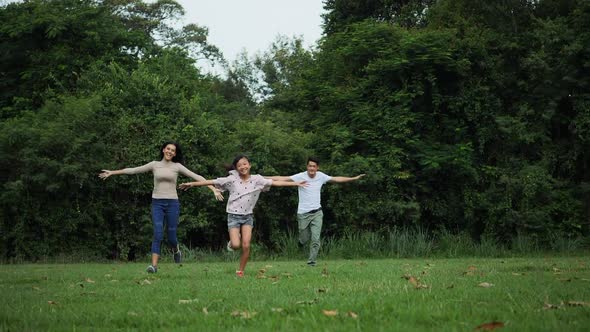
[{"x1": 159, "y1": 141, "x2": 184, "y2": 164}]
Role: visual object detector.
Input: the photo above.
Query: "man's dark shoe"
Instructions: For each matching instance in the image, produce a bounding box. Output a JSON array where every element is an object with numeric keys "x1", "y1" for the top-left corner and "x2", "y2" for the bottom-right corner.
[{"x1": 173, "y1": 249, "x2": 182, "y2": 264}]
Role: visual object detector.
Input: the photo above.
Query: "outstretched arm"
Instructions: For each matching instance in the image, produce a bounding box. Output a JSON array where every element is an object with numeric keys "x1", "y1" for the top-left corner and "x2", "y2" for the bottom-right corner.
[
  {"x1": 272, "y1": 180, "x2": 307, "y2": 187},
  {"x1": 179, "y1": 165, "x2": 224, "y2": 201},
  {"x1": 329, "y1": 174, "x2": 366, "y2": 184},
  {"x1": 179, "y1": 180, "x2": 216, "y2": 191},
  {"x1": 98, "y1": 169, "x2": 125, "y2": 180},
  {"x1": 99, "y1": 162, "x2": 154, "y2": 180},
  {"x1": 265, "y1": 176, "x2": 293, "y2": 182}
]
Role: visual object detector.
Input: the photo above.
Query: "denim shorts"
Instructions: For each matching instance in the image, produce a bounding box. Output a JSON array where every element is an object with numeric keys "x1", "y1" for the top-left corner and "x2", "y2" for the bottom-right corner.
[{"x1": 227, "y1": 213, "x2": 254, "y2": 230}]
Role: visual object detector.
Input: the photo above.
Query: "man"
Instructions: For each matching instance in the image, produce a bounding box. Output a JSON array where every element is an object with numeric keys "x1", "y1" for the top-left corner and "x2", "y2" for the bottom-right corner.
[{"x1": 268, "y1": 157, "x2": 365, "y2": 266}]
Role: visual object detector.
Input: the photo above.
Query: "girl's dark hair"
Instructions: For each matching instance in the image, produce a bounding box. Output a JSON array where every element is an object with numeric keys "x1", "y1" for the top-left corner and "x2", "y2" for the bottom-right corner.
[
  {"x1": 307, "y1": 156, "x2": 320, "y2": 165},
  {"x1": 159, "y1": 141, "x2": 184, "y2": 164},
  {"x1": 231, "y1": 154, "x2": 250, "y2": 169}
]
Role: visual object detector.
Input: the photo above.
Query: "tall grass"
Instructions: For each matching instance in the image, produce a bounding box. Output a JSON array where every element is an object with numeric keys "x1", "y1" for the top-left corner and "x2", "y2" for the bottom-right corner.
[
  {"x1": 258, "y1": 228, "x2": 587, "y2": 262},
  {"x1": 4, "y1": 229, "x2": 587, "y2": 264}
]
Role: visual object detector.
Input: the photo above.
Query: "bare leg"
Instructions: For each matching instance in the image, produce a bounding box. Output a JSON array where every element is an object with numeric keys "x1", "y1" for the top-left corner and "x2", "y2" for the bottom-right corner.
[
  {"x1": 151, "y1": 253, "x2": 159, "y2": 267},
  {"x1": 238, "y1": 225, "x2": 253, "y2": 272},
  {"x1": 228, "y1": 227, "x2": 241, "y2": 250}
]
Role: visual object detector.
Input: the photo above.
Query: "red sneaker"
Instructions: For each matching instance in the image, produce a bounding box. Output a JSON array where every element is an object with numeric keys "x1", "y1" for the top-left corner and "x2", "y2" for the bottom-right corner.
[{"x1": 235, "y1": 270, "x2": 244, "y2": 278}]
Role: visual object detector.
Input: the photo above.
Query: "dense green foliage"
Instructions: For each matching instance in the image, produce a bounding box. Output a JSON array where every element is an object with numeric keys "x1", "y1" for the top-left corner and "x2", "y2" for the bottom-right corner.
[{"x1": 1, "y1": 0, "x2": 588, "y2": 260}]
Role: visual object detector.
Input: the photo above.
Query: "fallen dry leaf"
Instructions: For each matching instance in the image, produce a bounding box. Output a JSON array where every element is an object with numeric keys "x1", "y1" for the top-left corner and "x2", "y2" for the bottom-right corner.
[
  {"x1": 478, "y1": 282, "x2": 494, "y2": 288},
  {"x1": 511, "y1": 272, "x2": 525, "y2": 276},
  {"x1": 475, "y1": 321, "x2": 504, "y2": 330},
  {"x1": 402, "y1": 275, "x2": 418, "y2": 287},
  {"x1": 402, "y1": 275, "x2": 429, "y2": 289},
  {"x1": 565, "y1": 301, "x2": 590, "y2": 307},
  {"x1": 322, "y1": 309, "x2": 338, "y2": 317},
  {"x1": 32, "y1": 286, "x2": 41, "y2": 291},
  {"x1": 202, "y1": 307, "x2": 209, "y2": 315},
  {"x1": 543, "y1": 303, "x2": 561, "y2": 310},
  {"x1": 85, "y1": 278, "x2": 95, "y2": 283},
  {"x1": 179, "y1": 299, "x2": 196, "y2": 304},
  {"x1": 231, "y1": 310, "x2": 256, "y2": 319},
  {"x1": 347, "y1": 311, "x2": 358, "y2": 319},
  {"x1": 47, "y1": 301, "x2": 58, "y2": 305}
]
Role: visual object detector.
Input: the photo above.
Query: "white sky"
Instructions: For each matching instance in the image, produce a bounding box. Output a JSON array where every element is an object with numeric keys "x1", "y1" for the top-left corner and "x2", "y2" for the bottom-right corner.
[{"x1": 175, "y1": 0, "x2": 326, "y2": 62}]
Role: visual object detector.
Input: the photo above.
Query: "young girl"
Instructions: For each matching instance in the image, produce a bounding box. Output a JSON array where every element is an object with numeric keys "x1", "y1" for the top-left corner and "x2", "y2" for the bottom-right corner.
[
  {"x1": 99, "y1": 141, "x2": 223, "y2": 273},
  {"x1": 179, "y1": 154, "x2": 306, "y2": 277}
]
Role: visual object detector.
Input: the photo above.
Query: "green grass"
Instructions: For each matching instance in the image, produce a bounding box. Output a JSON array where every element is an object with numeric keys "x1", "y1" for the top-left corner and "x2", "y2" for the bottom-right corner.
[{"x1": 2, "y1": 256, "x2": 590, "y2": 331}]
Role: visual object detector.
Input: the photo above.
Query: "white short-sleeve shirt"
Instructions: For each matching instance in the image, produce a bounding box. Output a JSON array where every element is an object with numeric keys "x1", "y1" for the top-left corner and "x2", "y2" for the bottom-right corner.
[{"x1": 290, "y1": 171, "x2": 332, "y2": 214}]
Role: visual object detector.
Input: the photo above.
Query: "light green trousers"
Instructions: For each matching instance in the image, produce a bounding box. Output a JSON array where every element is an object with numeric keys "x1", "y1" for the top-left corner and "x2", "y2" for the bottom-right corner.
[{"x1": 297, "y1": 210, "x2": 323, "y2": 264}]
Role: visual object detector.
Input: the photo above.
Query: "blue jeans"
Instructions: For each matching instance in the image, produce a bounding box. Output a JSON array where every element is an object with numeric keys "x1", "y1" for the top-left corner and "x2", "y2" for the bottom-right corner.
[{"x1": 151, "y1": 199, "x2": 180, "y2": 255}]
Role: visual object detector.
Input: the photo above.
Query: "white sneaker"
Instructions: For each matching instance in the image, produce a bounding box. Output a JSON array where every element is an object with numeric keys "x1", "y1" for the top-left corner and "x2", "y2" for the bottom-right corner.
[{"x1": 226, "y1": 241, "x2": 234, "y2": 252}]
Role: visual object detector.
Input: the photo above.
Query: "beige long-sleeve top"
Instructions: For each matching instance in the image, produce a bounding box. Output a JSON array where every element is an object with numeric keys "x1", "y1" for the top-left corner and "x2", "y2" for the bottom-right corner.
[{"x1": 122, "y1": 160, "x2": 206, "y2": 199}]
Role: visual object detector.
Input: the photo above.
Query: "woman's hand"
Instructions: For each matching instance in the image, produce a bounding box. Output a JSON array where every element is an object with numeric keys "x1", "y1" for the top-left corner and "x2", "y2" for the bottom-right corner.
[
  {"x1": 99, "y1": 170, "x2": 112, "y2": 180},
  {"x1": 178, "y1": 182, "x2": 193, "y2": 191}
]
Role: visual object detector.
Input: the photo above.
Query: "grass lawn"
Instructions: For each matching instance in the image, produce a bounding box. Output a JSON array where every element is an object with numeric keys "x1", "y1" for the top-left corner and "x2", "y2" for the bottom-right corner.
[{"x1": 1, "y1": 256, "x2": 589, "y2": 331}]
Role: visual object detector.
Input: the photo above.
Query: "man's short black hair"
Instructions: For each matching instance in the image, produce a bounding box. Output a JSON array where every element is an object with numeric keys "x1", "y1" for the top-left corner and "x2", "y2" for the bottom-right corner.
[{"x1": 307, "y1": 157, "x2": 320, "y2": 165}]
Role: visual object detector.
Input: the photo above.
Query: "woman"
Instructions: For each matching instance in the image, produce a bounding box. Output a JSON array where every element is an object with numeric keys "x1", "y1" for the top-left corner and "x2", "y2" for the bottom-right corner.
[
  {"x1": 99, "y1": 141, "x2": 223, "y2": 273},
  {"x1": 179, "y1": 154, "x2": 306, "y2": 277}
]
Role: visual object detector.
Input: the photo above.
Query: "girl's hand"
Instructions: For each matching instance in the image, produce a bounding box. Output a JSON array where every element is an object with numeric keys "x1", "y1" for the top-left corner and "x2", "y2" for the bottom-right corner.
[
  {"x1": 355, "y1": 174, "x2": 366, "y2": 180},
  {"x1": 213, "y1": 188, "x2": 224, "y2": 201},
  {"x1": 99, "y1": 170, "x2": 112, "y2": 180},
  {"x1": 178, "y1": 182, "x2": 193, "y2": 191}
]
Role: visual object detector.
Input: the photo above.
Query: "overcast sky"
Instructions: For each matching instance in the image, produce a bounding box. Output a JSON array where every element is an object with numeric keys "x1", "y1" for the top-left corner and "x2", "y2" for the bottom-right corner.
[{"x1": 175, "y1": 0, "x2": 326, "y2": 62}]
